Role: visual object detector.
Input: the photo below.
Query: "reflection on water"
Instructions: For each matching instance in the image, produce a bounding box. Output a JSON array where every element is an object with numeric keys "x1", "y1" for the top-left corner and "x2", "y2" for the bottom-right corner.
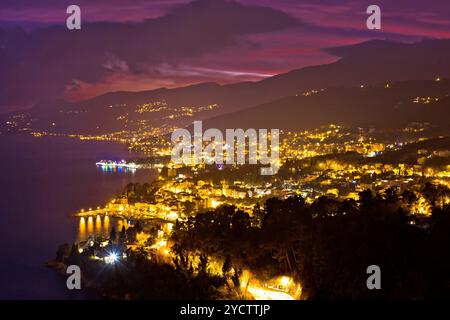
[
  {"x1": 87, "y1": 216, "x2": 94, "y2": 235},
  {"x1": 104, "y1": 215, "x2": 110, "y2": 233},
  {"x1": 95, "y1": 215, "x2": 101, "y2": 232},
  {"x1": 79, "y1": 217, "x2": 86, "y2": 240},
  {"x1": 78, "y1": 216, "x2": 132, "y2": 240}
]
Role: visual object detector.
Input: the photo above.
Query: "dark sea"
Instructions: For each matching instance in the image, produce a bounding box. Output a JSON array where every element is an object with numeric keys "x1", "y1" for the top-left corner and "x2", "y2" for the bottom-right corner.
[{"x1": 0, "y1": 134, "x2": 157, "y2": 299}]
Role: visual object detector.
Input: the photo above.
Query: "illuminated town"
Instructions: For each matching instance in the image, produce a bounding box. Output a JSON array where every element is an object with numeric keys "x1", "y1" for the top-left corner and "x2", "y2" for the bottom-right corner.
[
  {"x1": 4, "y1": 77, "x2": 450, "y2": 300},
  {"x1": 1, "y1": 0, "x2": 450, "y2": 305},
  {"x1": 52, "y1": 115, "x2": 448, "y2": 300},
  {"x1": 3, "y1": 75, "x2": 450, "y2": 300}
]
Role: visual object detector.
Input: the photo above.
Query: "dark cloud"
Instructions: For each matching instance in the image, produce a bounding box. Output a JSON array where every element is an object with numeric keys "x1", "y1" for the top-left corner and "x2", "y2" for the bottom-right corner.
[
  {"x1": 0, "y1": 0, "x2": 300, "y2": 109},
  {"x1": 0, "y1": 0, "x2": 449, "y2": 111}
]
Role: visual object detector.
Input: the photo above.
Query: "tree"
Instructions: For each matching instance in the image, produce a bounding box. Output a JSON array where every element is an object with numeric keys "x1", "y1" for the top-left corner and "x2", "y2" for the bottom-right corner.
[
  {"x1": 125, "y1": 182, "x2": 135, "y2": 198},
  {"x1": 422, "y1": 182, "x2": 438, "y2": 208},
  {"x1": 67, "y1": 243, "x2": 80, "y2": 265},
  {"x1": 358, "y1": 189, "x2": 374, "y2": 209},
  {"x1": 110, "y1": 226, "x2": 117, "y2": 243},
  {"x1": 402, "y1": 190, "x2": 417, "y2": 211},
  {"x1": 222, "y1": 255, "x2": 232, "y2": 276},
  {"x1": 119, "y1": 226, "x2": 127, "y2": 244},
  {"x1": 198, "y1": 254, "x2": 209, "y2": 274},
  {"x1": 252, "y1": 203, "x2": 264, "y2": 227},
  {"x1": 231, "y1": 267, "x2": 242, "y2": 289},
  {"x1": 384, "y1": 187, "x2": 399, "y2": 204},
  {"x1": 231, "y1": 210, "x2": 250, "y2": 235}
]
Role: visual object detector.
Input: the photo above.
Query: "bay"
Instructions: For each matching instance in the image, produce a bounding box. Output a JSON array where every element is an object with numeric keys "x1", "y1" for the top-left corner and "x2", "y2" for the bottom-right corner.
[{"x1": 0, "y1": 134, "x2": 156, "y2": 299}]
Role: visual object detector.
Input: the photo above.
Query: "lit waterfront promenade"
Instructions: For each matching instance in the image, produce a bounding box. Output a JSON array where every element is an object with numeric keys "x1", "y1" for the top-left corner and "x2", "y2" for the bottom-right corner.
[{"x1": 74, "y1": 201, "x2": 179, "y2": 222}]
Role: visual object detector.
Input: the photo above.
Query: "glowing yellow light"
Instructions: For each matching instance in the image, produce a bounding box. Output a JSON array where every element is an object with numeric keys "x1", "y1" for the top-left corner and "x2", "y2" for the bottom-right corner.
[
  {"x1": 211, "y1": 199, "x2": 222, "y2": 208},
  {"x1": 95, "y1": 215, "x2": 102, "y2": 231},
  {"x1": 240, "y1": 270, "x2": 251, "y2": 288},
  {"x1": 167, "y1": 212, "x2": 178, "y2": 220},
  {"x1": 79, "y1": 217, "x2": 86, "y2": 240},
  {"x1": 280, "y1": 276, "x2": 291, "y2": 287},
  {"x1": 87, "y1": 216, "x2": 94, "y2": 234},
  {"x1": 136, "y1": 232, "x2": 150, "y2": 245},
  {"x1": 247, "y1": 285, "x2": 294, "y2": 300}
]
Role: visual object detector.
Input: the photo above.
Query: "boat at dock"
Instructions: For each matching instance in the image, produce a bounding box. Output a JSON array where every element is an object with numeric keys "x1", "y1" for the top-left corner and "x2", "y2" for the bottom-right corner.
[{"x1": 95, "y1": 160, "x2": 139, "y2": 169}]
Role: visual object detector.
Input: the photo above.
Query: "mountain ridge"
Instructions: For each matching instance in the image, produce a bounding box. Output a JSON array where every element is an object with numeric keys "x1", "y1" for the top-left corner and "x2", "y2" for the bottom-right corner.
[{"x1": 5, "y1": 39, "x2": 450, "y2": 135}]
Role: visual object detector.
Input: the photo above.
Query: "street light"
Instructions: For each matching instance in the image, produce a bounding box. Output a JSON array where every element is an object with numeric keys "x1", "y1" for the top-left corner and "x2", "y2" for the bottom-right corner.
[{"x1": 105, "y1": 252, "x2": 119, "y2": 264}]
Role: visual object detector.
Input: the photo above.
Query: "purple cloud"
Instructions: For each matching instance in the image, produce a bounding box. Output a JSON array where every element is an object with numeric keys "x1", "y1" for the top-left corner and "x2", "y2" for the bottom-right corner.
[
  {"x1": 0, "y1": 0, "x2": 449, "y2": 111},
  {"x1": 0, "y1": 0, "x2": 300, "y2": 109}
]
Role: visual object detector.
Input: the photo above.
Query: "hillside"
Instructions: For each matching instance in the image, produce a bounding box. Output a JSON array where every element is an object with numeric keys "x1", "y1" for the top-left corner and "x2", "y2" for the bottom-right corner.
[
  {"x1": 202, "y1": 79, "x2": 450, "y2": 132},
  {"x1": 3, "y1": 39, "x2": 450, "y2": 135}
]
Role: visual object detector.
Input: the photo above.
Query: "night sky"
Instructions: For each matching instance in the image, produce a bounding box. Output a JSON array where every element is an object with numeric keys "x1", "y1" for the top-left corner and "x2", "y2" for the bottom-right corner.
[{"x1": 0, "y1": 0, "x2": 449, "y2": 110}]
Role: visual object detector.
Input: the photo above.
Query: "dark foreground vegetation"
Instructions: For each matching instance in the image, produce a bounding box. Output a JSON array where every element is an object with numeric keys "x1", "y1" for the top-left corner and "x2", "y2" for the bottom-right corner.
[
  {"x1": 171, "y1": 185, "x2": 450, "y2": 299},
  {"x1": 55, "y1": 184, "x2": 450, "y2": 299}
]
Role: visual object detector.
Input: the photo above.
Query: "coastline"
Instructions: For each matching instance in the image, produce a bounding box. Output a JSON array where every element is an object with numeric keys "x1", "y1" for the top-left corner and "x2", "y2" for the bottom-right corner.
[{"x1": 0, "y1": 134, "x2": 154, "y2": 298}]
